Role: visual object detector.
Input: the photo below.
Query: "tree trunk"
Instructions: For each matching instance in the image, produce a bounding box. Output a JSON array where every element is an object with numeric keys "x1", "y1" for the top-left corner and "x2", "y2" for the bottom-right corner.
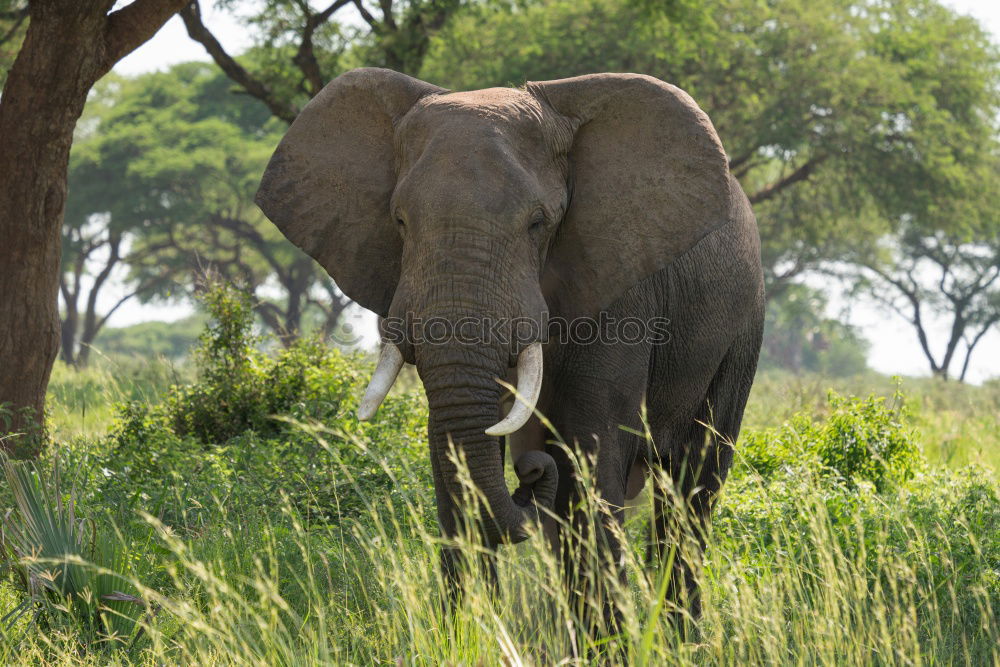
[
  {"x1": 0, "y1": 9, "x2": 99, "y2": 451},
  {"x1": 0, "y1": 0, "x2": 186, "y2": 454},
  {"x1": 77, "y1": 232, "x2": 121, "y2": 367},
  {"x1": 60, "y1": 296, "x2": 79, "y2": 367},
  {"x1": 282, "y1": 280, "x2": 305, "y2": 347}
]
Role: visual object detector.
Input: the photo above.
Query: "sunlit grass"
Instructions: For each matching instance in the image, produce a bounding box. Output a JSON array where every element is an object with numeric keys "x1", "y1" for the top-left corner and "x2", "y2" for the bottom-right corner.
[
  {"x1": 46, "y1": 356, "x2": 187, "y2": 441},
  {"x1": 3, "y1": 419, "x2": 998, "y2": 665},
  {"x1": 21, "y1": 343, "x2": 1000, "y2": 665},
  {"x1": 745, "y1": 370, "x2": 1000, "y2": 470}
]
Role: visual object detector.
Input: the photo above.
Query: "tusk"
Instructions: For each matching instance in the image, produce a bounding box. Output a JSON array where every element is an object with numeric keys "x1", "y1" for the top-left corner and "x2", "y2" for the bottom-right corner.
[
  {"x1": 486, "y1": 342, "x2": 544, "y2": 436},
  {"x1": 357, "y1": 343, "x2": 404, "y2": 421}
]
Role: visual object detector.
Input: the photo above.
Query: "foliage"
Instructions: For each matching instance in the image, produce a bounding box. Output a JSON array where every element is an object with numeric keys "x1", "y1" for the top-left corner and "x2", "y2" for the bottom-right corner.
[
  {"x1": 45, "y1": 356, "x2": 183, "y2": 446},
  {"x1": 420, "y1": 0, "x2": 1000, "y2": 349},
  {"x1": 4, "y1": 311, "x2": 998, "y2": 663},
  {"x1": 5, "y1": 0, "x2": 999, "y2": 660},
  {"x1": 742, "y1": 369, "x2": 1000, "y2": 471},
  {"x1": 711, "y1": 464, "x2": 1000, "y2": 662},
  {"x1": 0, "y1": 455, "x2": 149, "y2": 651},
  {"x1": 98, "y1": 282, "x2": 430, "y2": 525},
  {"x1": 759, "y1": 284, "x2": 869, "y2": 376},
  {"x1": 50, "y1": 0, "x2": 1000, "y2": 380},
  {"x1": 0, "y1": 403, "x2": 46, "y2": 459},
  {"x1": 739, "y1": 387, "x2": 922, "y2": 490},
  {"x1": 180, "y1": 0, "x2": 467, "y2": 132}
]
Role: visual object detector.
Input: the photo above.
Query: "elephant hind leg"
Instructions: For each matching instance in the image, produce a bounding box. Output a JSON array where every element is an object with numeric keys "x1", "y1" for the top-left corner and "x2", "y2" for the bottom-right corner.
[{"x1": 648, "y1": 317, "x2": 763, "y2": 622}]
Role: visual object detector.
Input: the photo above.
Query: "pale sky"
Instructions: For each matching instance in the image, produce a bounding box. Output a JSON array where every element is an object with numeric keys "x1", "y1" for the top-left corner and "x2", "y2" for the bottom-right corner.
[{"x1": 99, "y1": 0, "x2": 1000, "y2": 382}]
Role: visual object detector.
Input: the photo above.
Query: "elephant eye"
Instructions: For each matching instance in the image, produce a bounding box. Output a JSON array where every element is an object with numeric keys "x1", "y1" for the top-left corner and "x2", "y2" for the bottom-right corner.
[
  {"x1": 396, "y1": 217, "x2": 405, "y2": 227},
  {"x1": 528, "y1": 210, "x2": 547, "y2": 232}
]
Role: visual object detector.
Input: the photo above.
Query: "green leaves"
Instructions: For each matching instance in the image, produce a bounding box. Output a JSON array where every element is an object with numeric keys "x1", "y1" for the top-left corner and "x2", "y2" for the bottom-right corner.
[
  {"x1": 740, "y1": 386, "x2": 922, "y2": 490},
  {"x1": 98, "y1": 282, "x2": 430, "y2": 525},
  {"x1": 419, "y1": 0, "x2": 1000, "y2": 295},
  {"x1": 0, "y1": 455, "x2": 149, "y2": 648}
]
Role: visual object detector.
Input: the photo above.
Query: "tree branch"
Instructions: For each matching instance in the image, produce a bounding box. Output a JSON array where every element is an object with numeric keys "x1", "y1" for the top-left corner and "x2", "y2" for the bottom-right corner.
[
  {"x1": 180, "y1": 0, "x2": 299, "y2": 124},
  {"x1": 255, "y1": 299, "x2": 285, "y2": 335},
  {"x1": 293, "y1": 0, "x2": 351, "y2": 97},
  {"x1": 103, "y1": 0, "x2": 189, "y2": 74},
  {"x1": 728, "y1": 146, "x2": 760, "y2": 173},
  {"x1": 749, "y1": 154, "x2": 828, "y2": 205},
  {"x1": 80, "y1": 231, "x2": 122, "y2": 352},
  {"x1": 352, "y1": 0, "x2": 379, "y2": 29},
  {"x1": 210, "y1": 214, "x2": 289, "y2": 284},
  {"x1": 378, "y1": 0, "x2": 396, "y2": 30},
  {"x1": 91, "y1": 276, "x2": 166, "y2": 336},
  {"x1": 864, "y1": 262, "x2": 943, "y2": 374},
  {"x1": 959, "y1": 315, "x2": 1000, "y2": 382}
]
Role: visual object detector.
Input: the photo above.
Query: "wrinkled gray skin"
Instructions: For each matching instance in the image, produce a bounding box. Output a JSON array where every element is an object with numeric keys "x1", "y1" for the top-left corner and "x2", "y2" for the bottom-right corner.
[{"x1": 256, "y1": 68, "x2": 764, "y2": 620}]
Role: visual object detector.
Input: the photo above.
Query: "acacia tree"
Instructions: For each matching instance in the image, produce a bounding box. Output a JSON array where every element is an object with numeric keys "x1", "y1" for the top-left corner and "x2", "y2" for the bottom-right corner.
[
  {"x1": 849, "y1": 158, "x2": 1000, "y2": 381},
  {"x1": 858, "y1": 232, "x2": 1000, "y2": 381},
  {"x1": 0, "y1": 0, "x2": 187, "y2": 452},
  {"x1": 57, "y1": 80, "x2": 177, "y2": 368},
  {"x1": 419, "y1": 0, "x2": 997, "y2": 297},
  {"x1": 839, "y1": 1, "x2": 1000, "y2": 380},
  {"x1": 58, "y1": 215, "x2": 124, "y2": 367},
  {"x1": 66, "y1": 63, "x2": 350, "y2": 349},
  {"x1": 181, "y1": 0, "x2": 464, "y2": 120}
]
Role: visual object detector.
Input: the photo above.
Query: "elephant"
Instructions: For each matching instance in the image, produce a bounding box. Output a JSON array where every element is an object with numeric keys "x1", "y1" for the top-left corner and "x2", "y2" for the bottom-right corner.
[{"x1": 255, "y1": 67, "x2": 764, "y2": 625}]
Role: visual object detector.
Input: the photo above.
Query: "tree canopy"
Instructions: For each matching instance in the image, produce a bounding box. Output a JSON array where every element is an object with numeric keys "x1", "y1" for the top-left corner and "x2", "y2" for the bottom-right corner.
[
  {"x1": 419, "y1": 0, "x2": 1000, "y2": 378},
  {"x1": 63, "y1": 63, "x2": 351, "y2": 357},
  {"x1": 36, "y1": 0, "x2": 1000, "y2": 381}
]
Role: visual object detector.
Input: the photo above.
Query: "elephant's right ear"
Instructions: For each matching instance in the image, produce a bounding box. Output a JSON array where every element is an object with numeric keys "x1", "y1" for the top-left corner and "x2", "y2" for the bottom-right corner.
[{"x1": 256, "y1": 68, "x2": 446, "y2": 317}]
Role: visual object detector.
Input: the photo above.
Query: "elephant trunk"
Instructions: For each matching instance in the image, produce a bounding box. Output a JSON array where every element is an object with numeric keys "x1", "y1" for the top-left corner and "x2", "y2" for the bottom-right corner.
[{"x1": 419, "y1": 346, "x2": 557, "y2": 546}]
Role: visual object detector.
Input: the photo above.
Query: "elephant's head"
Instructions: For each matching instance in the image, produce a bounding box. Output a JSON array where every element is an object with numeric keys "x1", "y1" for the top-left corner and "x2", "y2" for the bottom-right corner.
[{"x1": 256, "y1": 68, "x2": 731, "y2": 545}]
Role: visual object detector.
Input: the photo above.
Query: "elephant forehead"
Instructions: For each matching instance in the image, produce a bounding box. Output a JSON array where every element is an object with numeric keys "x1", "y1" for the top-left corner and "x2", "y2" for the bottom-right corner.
[
  {"x1": 400, "y1": 87, "x2": 550, "y2": 148},
  {"x1": 395, "y1": 137, "x2": 544, "y2": 216},
  {"x1": 426, "y1": 87, "x2": 544, "y2": 119}
]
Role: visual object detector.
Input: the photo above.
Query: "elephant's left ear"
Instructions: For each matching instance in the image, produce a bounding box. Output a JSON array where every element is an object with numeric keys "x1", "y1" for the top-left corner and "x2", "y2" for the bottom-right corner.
[{"x1": 528, "y1": 73, "x2": 734, "y2": 320}]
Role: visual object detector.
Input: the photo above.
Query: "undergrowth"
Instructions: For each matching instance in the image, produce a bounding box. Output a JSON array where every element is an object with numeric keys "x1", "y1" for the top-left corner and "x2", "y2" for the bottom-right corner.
[{"x1": 0, "y1": 283, "x2": 995, "y2": 664}]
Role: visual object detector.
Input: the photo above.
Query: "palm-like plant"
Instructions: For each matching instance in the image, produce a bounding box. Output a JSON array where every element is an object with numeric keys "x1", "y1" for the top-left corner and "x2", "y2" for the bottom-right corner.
[{"x1": 0, "y1": 454, "x2": 148, "y2": 649}]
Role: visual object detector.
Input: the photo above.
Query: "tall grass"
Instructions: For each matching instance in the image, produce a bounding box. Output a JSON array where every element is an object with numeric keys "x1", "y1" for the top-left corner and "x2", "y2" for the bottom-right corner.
[
  {"x1": 47, "y1": 356, "x2": 186, "y2": 441},
  {"x1": 16, "y1": 292, "x2": 997, "y2": 664},
  {"x1": 745, "y1": 370, "x2": 1000, "y2": 470},
  {"x1": 2, "y1": 427, "x2": 996, "y2": 665}
]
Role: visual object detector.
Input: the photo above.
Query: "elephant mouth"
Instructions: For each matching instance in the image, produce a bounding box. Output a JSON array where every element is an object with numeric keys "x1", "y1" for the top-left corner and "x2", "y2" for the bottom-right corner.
[
  {"x1": 357, "y1": 339, "x2": 557, "y2": 545},
  {"x1": 359, "y1": 341, "x2": 545, "y2": 438}
]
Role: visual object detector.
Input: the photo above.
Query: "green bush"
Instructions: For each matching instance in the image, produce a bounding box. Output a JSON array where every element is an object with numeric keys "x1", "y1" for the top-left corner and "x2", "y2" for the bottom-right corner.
[
  {"x1": 715, "y1": 464, "x2": 1000, "y2": 642},
  {"x1": 740, "y1": 387, "x2": 922, "y2": 489},
  {"x1": 816, "y1": 390, "x2": 921, "y2": 488},
  {"x1": 96, "y1": 283, "x2": 430, "y2": 528},
  {"x1": 164, "y1": 284, "x2": 270, "y2": 442}
]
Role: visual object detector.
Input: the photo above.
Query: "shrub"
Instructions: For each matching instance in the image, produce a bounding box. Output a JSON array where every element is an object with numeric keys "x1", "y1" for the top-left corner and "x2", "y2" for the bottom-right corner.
[
  {"x1": 164, "y1": 283, "x2": 269, "y2": 442},
  {"x1": 739, "y1": 387, "x2": 922, "y2": 490},
  {"x1": 97, "y1": 282, "x2": 430, "y2": 528},
  {"x1": 815, "y1": 389, "x2": 921, "y2": 489}
]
